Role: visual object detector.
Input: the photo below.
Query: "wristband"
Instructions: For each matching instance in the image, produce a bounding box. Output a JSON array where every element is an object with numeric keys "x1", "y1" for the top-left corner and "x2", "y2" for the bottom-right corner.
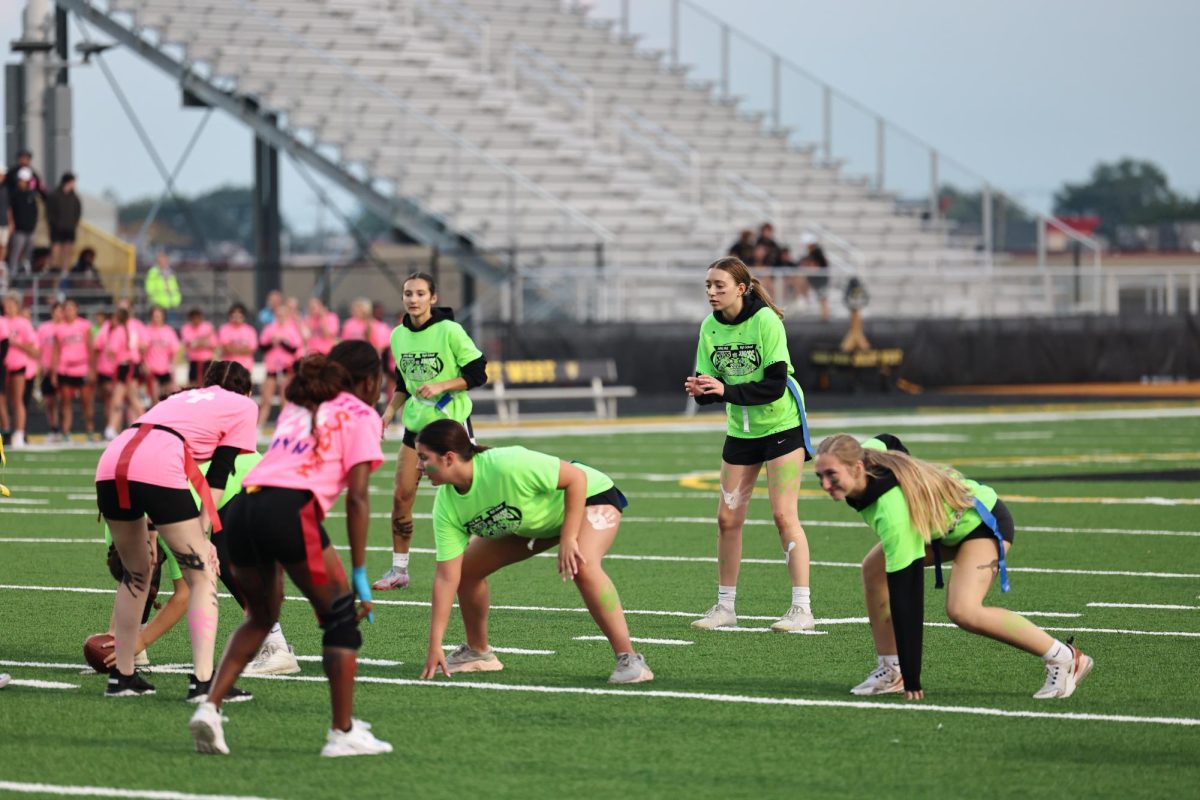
[{"x1": 351, "y1": 565, "x2": 375, "y2": 623}]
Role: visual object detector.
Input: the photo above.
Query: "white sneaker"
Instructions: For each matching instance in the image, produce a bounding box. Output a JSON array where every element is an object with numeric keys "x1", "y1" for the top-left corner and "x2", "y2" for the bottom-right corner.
[
  {"x1": 0, "y1": 673, "x2": 10, "y2": 689},
  {"x1": 103, "y1": 426, "x2": 118, "y2": 441},
  {"x1": 244, "y1": 642, "x2": 301, "y2": 676},
  {"x1": 320, "y1": 719, "x2": 393, "y2": 758},
  {"x1": 188, "y1": 701, "x2": 230, "y2": 755},
  {"x1": 690, "y1": 604, "x2": 736, "y2": 630},
  {"x1": 444, "y1": 644, "x2": 504, "y2": 674},
  {"x1": 10, "y1": 432, "x2": 24, "y2": 448},
  {"x1": 134, "y1": 649, "x2": 150, "y2": 667},
  {"x1": 1034, "y1": 640, "x2": 1093, "y2": 700},
  {"x1": 770, "y1": 605, "x2": 815, "y2": 632},
  {"x1": 850, "y1": 664, "x2": 904, "y2": 696},
  {"x1": 372, "y1": 566, "x2": 410, "y2": 591},
  {"x1": 609, "y1": 652, "x2": 654, "y2": 684}
]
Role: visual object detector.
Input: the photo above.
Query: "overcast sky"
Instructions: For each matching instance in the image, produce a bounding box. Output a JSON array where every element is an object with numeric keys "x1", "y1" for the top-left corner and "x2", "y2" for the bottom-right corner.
[{"x1": 2, "y1": 0, "x2": 1197, "y2": 232}]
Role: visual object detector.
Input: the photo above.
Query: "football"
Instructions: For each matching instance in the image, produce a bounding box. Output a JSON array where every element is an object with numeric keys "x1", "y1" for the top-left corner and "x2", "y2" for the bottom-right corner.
[{"x1": 83, "y1": 634, "x2": 114, "y2": 674}]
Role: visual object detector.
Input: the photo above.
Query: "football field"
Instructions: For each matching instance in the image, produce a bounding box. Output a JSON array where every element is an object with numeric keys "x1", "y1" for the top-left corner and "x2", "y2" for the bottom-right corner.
[{"x1": 1, "y1": 402, "x2": 1198, "y2": 799}]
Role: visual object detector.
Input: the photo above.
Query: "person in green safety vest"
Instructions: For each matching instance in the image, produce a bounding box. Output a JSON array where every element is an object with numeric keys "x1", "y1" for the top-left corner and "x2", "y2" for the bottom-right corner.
[{"x1": 145, "y1": 252, "x2": 183, "y2": 323}]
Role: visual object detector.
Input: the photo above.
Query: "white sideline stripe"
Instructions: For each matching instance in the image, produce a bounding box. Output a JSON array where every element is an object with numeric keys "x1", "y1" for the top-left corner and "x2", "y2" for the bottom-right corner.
[
  {"x1": 713, "y1": 627, "x2": 828, "y2": 636},
  {"x1": 3, "y1": 659, "x2": 1196, "y2": 728},
  {"x1": 0, "y1": 538, "x2": 106, "y2": 544},
  {"x1": 6, "y1": 679, "x2": 79, "y2": 689},
  {"x1": 1088, "y1": 602, "x2": 1200, "y2": 611},
  {"x1": 0, "y1": 781, "x2": 276, "y2": 800},
  {"x1": 297, "y1": 655, "x2": 404, "y2": 666},
  {"x1": 0, "y1": 498, "x2": 49, "y2": 505},
  {"x1": 441, "y1": 645, "x2": 555, "y2": 656},
  {"x1": 574, "y1": 636, "x2": 694, "y2": 646}
]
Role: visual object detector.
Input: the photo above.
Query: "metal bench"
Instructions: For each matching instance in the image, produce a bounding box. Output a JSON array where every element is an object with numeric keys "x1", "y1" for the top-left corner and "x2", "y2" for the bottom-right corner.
[{"x1": 473, "y1": 358, "x2": 636, "y2": 421}]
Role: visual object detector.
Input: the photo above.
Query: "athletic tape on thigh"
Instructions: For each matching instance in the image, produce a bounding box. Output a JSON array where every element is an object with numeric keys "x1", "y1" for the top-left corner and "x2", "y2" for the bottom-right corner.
[
  {"x1": 299, "y1": 497, "x2": 328, "y2": 586},
  {"x1": 785, "y1": 376, "x2": 814, "y2": 456}
]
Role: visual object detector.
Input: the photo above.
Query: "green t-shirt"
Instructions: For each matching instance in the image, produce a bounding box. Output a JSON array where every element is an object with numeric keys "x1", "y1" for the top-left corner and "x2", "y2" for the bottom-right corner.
[
  {"x1": 432, "y1": 446, "x2": 614, "y2": 561},
  {"x1": 695, "y1": 305, "x2": 802, "y2": 438},
  {"x1": 859, "y1": 479, "x2": 1000, "y2": 573},
  {"x1": 104, "y1": 526, "x2": 182, "y2": 582},
  {"x1": 191, "y1": 451, "x2": 263, "y2": 510},
  {"x1": 391, "y1": 316, "x2": 482, "y2": 434}
]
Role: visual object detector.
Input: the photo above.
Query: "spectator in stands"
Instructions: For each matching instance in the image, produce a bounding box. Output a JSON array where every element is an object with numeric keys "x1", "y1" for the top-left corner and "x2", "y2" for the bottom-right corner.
[
  {"x1": 4, "y1": 151, "x2": 45, "y2": 197},
  {"x1": 145, "y1": 252, "x2": 183, "y2": 324},
  {"x1": 749, "y1": 243, "x2": 771, "y2": 269},
  {"x1": 727, "y1": 229, "x2": 755, "y2": 263},
  {"x1": 777, "y1": 246, "x2": 795, "y2": 267},
  {"x1": 7, "y1": 169, "x2": 40, "y2": 278},
  {"x1": 61, "y1": 247, "x2": 103, "y2": 299},
  {"x1": 303, "y1": 297, "x2": 339, "y2": 356},
  {"x1": 46, "y1": 173, "x2": 83, "y2": 272},
  {"x1": 0, "y1": 167, "x2": 10, "y2": 280},
  {"x1": 757, "y1": 222, "x2": 782, "y2": 267},
  {"x1": 256, "y1": 289, "x2": 282, "y2": 328},
  {"x1": 798, "y1": 232, "x2": 830, "y2": 321}
]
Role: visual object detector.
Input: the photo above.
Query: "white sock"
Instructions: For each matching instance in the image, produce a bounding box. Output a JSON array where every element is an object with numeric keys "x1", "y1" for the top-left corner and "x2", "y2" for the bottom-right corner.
[
  {"x1": 717, "y1": 585, "x2": 737, "y2": 610},
  {"x1": 879, "y1": 654, "x2": 900, "y2": 670},
  {"x1": 791, "y1": 586, "x2": 811, "y2": 610},
  {"x1": 393, "y1": 552, "x2": 410, "y2": 570},
  {"x1": 1041, "y1": 639, "x2": 1072, "y2": 664},
  {"x1": 266, "y1": 623, "x2": 286, "y2": 647}
]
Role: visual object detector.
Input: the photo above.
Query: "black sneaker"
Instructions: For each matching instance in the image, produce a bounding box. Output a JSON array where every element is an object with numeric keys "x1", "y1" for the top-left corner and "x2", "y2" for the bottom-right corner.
[
  {"x1": 106, "y1": 668, "x2": 156, "y2": 697},
  {"x1": 186, "y1": 673, "x2": 254, "y2": 704}
]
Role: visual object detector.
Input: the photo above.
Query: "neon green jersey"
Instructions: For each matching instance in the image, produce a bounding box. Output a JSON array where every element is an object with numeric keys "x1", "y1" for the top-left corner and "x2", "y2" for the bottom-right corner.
[
  {"x1": 191, "y1": 451, "x2": 263, "y2": 510},
  {"x1": 695, "y1": 302, "x2": 802, "y2": 438},
  {"x1": 432, "y1": 446, "x2": 614, "y2": 561},
  {"x1": 391, "y1": 312, "x2": 483, "y2": 433},
  {"x1": 858, "y1": 478, "x2": 1000, "y2": 573}
]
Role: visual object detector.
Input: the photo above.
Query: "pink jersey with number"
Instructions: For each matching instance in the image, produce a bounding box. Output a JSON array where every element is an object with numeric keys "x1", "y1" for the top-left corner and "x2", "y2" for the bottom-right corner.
[
  {"x1": 181, "y1": 320, "x2": 216, "y2": 362},
  {"x1": 3, "y1": 316, "x2": 37, "y2": 374},
  {"x1": 244, "y1": 391, "x2": 384, "y2": 515},
  {"x1": 218, "y1": 322, "x2": 257, "y2": 370},
  {"x1": 340, "y1": 318, "x2": 390, "y2": 352},
  {"x1": 144, "y1": 323, "x2": 181, "y2": 376},
  {"x1": 95, "y1": 386, "x2": 258, "y2": 488},
  {"x1": 304, "y1": 311, "x2": 340, "y2": 355},
  {"x1": 54, "y1": 318, "x2": 93, "y2": 377},
  {"x1": 260, "y1": 319, "x2": 303, "y2": 373},
  {"x1": 37, "y1": 321, "x2": 58, "y2": 370}
]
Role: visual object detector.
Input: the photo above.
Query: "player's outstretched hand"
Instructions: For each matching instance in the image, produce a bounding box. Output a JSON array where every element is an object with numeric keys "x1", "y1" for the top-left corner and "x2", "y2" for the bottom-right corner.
[
  {"x1": 558, "y1": 539, "x2": 587, "y2": 582},
  {"x1": 905, "y1": 690, "x2": 924, "y2": 701},
  {"x1": 420, "y1": 649, "x2": 451, "y2": 679}
]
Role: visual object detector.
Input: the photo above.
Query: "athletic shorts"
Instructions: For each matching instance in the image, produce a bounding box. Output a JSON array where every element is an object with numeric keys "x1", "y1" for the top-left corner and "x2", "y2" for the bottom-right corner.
[
  {"x1": 116, "y1": 364, "x2": 134, "y2": 382},
  {"x1": 151, "y1": 372, "x2": 171, "y2": 384},
  {"x1": 722, "y1": 425, "x2": 810, "y2": 466},
  {"x1": 223, "y1": 487, "x2": 331, "y2": 570},
  {"x1": 958, "y1": 498, "x2": 1015, "y2": 546},
  {"x1": 96, "y1": 479, "x2": 199, "y2": 525},
  {"x1": 50, "y1": 228, "x2": 77, "y2": 244},
  {"x1": 96, "y1": 373, "x2": 113, "y2": 386},
  {"x1": 40, "y1": 375, "x2": 56, "y2": 397},
  {"x1": 404, "y1": 416, "x2": 475, "y2": 450},
  {"x1": 57, "y1": 375, "x2": 85, "y2": 389},
  {"x1": 586, "y1": 485, "x2": 628, "y2": 511},
  {"x1": 188, "y1": 360, "x2": 211, "y2": 384}
]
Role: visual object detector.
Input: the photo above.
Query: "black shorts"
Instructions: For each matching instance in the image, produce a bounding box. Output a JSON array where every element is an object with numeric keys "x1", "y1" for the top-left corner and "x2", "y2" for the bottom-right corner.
[
  {"x1": 97, "y1": 373, "x2": 113, "y2": 386},
  {"x1": 404, "y1": 416, "x2": 475, "y2": 450},
  {"x1": 96, "y1": 479, "x2": 199, "y2": 525},
  {"x1": 722, "y1": 426, "x2": 811, "y2": 466},
  {"x1": 57, "y1": 375, "x2": 85, "y2": 389},
  {"x1": 40, "y1": 375, "x2": 57, "y2": 397},
  {"x1": 586, "y1": 484, "x2": 628, "y2": 511},
  {"x1": 188, "y1": 360, "x2": 211, "y2": 384},
  {"x1": 151, "y1": 372, "x2": 171, "y2": 384},
  {"x1": 959, "y1": 499, "x2": 1015, "y2": 546},
  {"x1": 223, "y1": 487, "x2": 331, "y2": 570},
  {"x1": 51, "y1": 228, "x2": 77, "y2": 244},
  {"x1": 116, "y1": 364, "x2": 134, "y2": 382}
]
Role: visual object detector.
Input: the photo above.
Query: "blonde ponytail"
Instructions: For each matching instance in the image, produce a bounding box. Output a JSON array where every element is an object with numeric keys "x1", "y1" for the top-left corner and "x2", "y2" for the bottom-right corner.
[{"x1": 748, "y1": 276, "x2": 784, "y2": 320}]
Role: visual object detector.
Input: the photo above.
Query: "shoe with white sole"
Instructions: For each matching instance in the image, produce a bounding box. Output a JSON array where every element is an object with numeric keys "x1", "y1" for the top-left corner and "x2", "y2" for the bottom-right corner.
[
  {"x1": 372, "y1": 566, "x2": 410, "y2": 591},
  {"x1": 445, "y1": 644, "x2": 504, "y2": 674},
  {"x1": 0, "y1": 673, "x2": 10, "y2": 689},
  {"x1": 189, "y1": 701, "x2": 230, "y2": 755},
  {"x1": 320, "y1": 719, "x2": 393, "y2": 758},
  {"x1": 850, "y1": 664, "x2": 904, "y2": 696},
  {"x1": 770, "y1": 605, "x2": 816, "y2": 632},
  {"x1": 106, "y1": 669, "x2": 155, "y2": 697},
  {"x1": 690, "y1": 604, "x2": 737, "y2": 630},
  {"x1": 609, "y1": 652, "x2": 654, "y2": 684},
  {"x1": 244, "y1": 642, "x2": 301, "y2": 676},
  {"x1": 10, "y1": 432, "x2": 24, "y2": 449},
  {"x1": 186, "y1": 674, "x2": 254, "y2": 704},
  {"x1": 1034, "y1": 639, "x2": 1093, "y2": 699}
]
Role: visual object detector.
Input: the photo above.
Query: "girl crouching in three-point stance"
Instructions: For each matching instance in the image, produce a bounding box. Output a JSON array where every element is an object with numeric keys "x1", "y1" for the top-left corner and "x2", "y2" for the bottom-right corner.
[
  {"x1": 189, "y1": 341, "x2": 392, "y2": 758},
  {"x1": 416, "y1": 419, "x2": 653, "y2": 685},
  {"x1": 813, "y1": 434, "x2": 1093, "y2": 700}
]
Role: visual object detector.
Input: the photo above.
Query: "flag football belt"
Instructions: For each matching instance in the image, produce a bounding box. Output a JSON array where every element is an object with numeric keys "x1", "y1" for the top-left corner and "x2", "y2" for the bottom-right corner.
[
  {"x1": 785, "y1": 376, "x2": 815, "y2": 456},
  {"x1": 930, "y1": 498, "x2": 1010, "y2": 593},
  {"x1": 114, "y1": 423, "x2": 223, "y2": 533}
]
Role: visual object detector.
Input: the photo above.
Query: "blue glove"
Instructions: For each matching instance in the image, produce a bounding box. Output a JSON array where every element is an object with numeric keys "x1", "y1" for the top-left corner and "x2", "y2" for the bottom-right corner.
[{"x1": 351, "y1": 565, "x2": 374, "y2": 624}]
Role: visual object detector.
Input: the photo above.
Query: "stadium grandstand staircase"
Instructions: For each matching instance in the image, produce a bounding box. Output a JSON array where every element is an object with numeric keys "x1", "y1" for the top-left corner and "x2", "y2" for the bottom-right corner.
[{"x1": 64, "y1": 0, "x2": 1063, "y2": 319}]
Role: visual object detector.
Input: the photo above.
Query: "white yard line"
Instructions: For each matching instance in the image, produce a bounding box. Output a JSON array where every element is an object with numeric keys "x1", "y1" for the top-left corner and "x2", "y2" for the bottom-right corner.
[
  {"x1": 1087, "y1": 602, "x2": 1199, "y2": 611},
  {"x1": 573, "y1": 636, "x2": 694, "y2": 646},
  {"x1": 441, "y1": 645, "x2": 555, "y2": 656},
  {"x1": 4, "y1": 679, "x2": 78, "y2": 689},
  {"x1": 0, "y1": 782, "x2": 277, "y2": 800}
]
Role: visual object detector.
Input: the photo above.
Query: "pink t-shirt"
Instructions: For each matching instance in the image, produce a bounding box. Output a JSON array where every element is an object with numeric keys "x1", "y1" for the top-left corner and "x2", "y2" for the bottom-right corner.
[
  {"x1": 181, "y1": 321, "x2": 216, "y2": 362},
  {"x1": 93, "y1": 327, "x2": 117, "y2": 378},
  {"x1": 218, "y1": 322, "x2": 258, "y2": 370},
  {"x1": 0, "y1": 315, "x2": 7, "y2": 344},
  {"x1": 95, "y1": 386, "x2": 259, "y2": 488},
  {"x1": 37, "y1": 321, "x2": 58, "y2": 370},
  {"x1": 144, "y1": 323, "x2": 181, "y2": 376},
  {"x1": 245, "y1": 391, "x2": 384, "y2": 515},
  {"x1": 3, "y1": 316, "x2": 37, "y2": 374},
  {"x1": 260, "y1": 319, "x2": 303, "y2": 373},
  {"x1": 304, "y1": 311, "x2": 340, "y2": 355},
  {"x1": 340, "y1": 318, "x2": 390, "y2": 352},
  {"x1": 95, "y1": 321, "x2": 139, "y2": 366},
  {"x1": 54, "y1": 318, "x2": 93, "y2": 377}
]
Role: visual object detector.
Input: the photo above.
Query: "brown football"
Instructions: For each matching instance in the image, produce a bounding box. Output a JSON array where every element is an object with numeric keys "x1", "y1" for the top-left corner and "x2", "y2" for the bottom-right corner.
[{"x1": 83, "y1": 633, "x2": 114, "y2": 674}]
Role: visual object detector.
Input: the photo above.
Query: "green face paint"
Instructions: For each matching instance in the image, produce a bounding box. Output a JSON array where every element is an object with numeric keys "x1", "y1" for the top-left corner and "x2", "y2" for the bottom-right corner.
[{"x1": 599, "y1": 581, "x2": 620, "y2": 614}]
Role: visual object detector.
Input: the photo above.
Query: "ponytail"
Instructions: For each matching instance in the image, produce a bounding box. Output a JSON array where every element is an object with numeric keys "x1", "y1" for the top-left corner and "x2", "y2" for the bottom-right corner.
[
  {"x1": 202, "y1": 360, "x2": 253, "y2": 396},
  {"x1": 748, "y1": 276, "x2": 784, "y2": 320},
  {"x1": 416, "y1": 419, "x2": 489, "y2": 461},
  {"x1": 285, "y1": 354, "x2": 352, "y2": 415},
  {"x1": 816, "y1": 434, "x2": 974, "y2": 543},
  {"x1": 707, "y1": 256, "x2": 784, "y2": 320}
]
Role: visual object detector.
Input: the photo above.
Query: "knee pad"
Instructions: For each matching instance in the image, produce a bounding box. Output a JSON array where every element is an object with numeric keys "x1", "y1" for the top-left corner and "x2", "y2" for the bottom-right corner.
[{"x1": 319, "y1": 593, "x2": 362, "y2": 650}]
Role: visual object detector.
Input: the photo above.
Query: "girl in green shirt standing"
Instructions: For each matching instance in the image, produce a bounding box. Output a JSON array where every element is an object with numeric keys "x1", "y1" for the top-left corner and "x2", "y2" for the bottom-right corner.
[
  {"x1": 375, "y1": 273, "x2": 488, "y2": 591},
  {"x1": 415, "y1": 419, "x2": 653, "y2": 685},
  {"x1": 814, "y1": 433, "x2": 1093, "y2": 700},
  {"x1": 685, "y1": 257, "x2": 816, "y2": 633}
]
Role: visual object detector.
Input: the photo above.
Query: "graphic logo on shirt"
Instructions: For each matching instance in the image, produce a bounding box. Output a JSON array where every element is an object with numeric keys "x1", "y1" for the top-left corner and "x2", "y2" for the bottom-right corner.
[
  {"x1": 399, "y1": 352, "x2": 444, "y2": 382},
  {"x1": 465, "y1": 502, "x2": 523, "y2": 538},
  {"x1": 710, "y1": 343, "x2": 761, "y2": 376}
]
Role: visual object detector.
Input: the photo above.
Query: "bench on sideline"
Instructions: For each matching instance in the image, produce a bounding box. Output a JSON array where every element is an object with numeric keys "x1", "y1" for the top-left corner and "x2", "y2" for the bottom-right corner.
[{"x1": 473, "y1": 359, "x2": 636, "y2": 421}]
